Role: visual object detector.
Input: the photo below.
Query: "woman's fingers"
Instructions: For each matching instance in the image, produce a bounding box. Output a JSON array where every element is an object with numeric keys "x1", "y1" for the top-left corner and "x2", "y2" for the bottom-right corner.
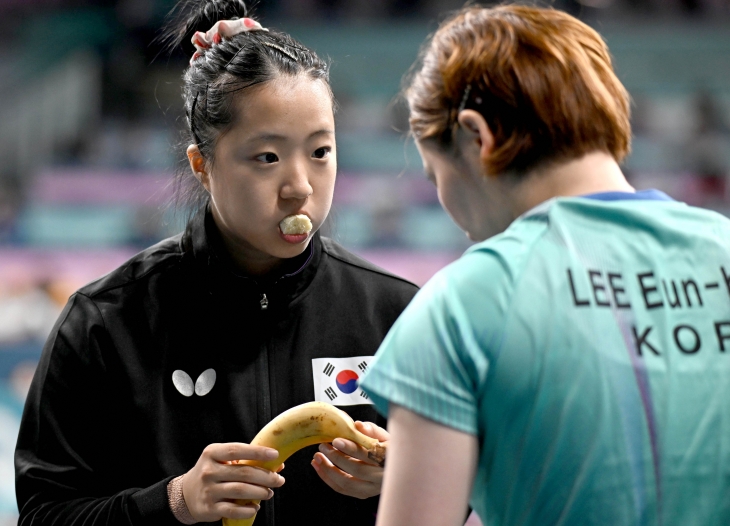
[
  {"x1": 330, "y1": 421, "x2": 389, "y2": 463},
  {"x1": 204, "y1": 442, "x2": 280, "y2": 463},
  {"x1": 216, "y1": 500, "x2": 261, "y2": 521},
  {"x1": 221, "y1": 463, "x2": 285, "y2": 488},
  {"x1": 317, "y1": 443, "x2": 383, "y2": 481},
  {"x1": 311, "y1": 451, "x2": 380, "y2": 499},
  {"x1": 329, "y1": 438, "x2": 373, "y2": 464},
  {"x1": 311, "y1": 451, "x2": 355, "y2": 493},
  {"x1": 214, "y1": 481, "x2": 275, "y2": 501},
  {"x1": 183, "y1": 443, "x2": 284, "y2": 522},
  {"x1": 356, "y1": 420, "x2": 391, "y2": 441}
]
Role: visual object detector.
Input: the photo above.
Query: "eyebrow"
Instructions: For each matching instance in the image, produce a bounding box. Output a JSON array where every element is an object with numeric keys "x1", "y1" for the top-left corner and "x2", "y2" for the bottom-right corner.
[{"x1": 248, "y1": 129, "x2": 335, "y2": 143}]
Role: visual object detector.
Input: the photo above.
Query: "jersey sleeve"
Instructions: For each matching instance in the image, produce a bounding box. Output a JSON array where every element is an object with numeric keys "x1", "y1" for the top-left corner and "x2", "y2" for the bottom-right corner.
[
  {"x1": 14, "y1": 293, "x2": 179, "y2": 526},
  {"x1": 360, "y1": 249, "x2": 512, "y2": 435}
]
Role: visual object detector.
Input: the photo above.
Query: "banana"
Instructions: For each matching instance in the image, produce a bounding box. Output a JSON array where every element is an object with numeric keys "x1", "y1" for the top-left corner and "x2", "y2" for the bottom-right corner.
[
  {"x1": 279, "y1": 214, "x2": 312, "y2": 235},
  {"x1": 223, "y1": 401, "x2": 386, "y2": 526}
]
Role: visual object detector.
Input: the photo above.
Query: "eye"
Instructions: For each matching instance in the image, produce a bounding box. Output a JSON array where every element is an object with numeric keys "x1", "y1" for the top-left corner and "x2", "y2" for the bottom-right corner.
[
  {"x1": 312, "y1": 147, "x2": 331, "y2": 160},
  {"x1": 255, "y1": 152, "x2": 279, "y2": 163}
]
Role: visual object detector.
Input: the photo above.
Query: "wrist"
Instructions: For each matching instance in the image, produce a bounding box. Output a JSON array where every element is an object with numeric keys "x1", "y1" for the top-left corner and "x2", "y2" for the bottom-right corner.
[{"x1": 167, "y1": 475, "x2": 197, "y2": 525}]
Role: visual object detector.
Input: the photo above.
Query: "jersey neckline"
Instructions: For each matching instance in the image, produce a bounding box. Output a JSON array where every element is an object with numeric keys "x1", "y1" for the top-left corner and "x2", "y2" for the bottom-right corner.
[
  {"x1": 518, "y1": 188, "x2": 678, "y2": 221},
  {"x1": 581, "y1": 189, "x2": 674, "y2": 202}
]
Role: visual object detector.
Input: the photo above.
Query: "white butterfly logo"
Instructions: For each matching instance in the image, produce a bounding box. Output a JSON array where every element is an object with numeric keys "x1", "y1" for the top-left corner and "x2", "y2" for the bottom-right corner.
[{"x1": 172, "y1": 369, "x2": 216, "y2": 397}]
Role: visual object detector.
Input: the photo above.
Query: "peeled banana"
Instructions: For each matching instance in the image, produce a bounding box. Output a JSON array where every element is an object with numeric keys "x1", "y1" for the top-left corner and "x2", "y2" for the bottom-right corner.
[
  {"x1": 223, "y1": 401, "x2": 386, "y2": 526},
  {"x1": 279, "y1": 214, "x2": 312, "y2": 235}
]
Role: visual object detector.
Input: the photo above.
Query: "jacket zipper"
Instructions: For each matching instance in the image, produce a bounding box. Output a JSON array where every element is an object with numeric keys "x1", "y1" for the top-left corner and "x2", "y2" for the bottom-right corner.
[{"x1": 257, "y1": 290, "x2": 274, "y2": 525}]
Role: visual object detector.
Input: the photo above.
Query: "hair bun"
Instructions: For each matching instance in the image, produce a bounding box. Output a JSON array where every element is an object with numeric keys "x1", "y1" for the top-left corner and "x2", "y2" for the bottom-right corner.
[
  {"x1": 201, "y1": 0, "x2": 249, "y2": 28},
  {"x1": 160, "y1": 0, "x2": 252, "y2": 57}
]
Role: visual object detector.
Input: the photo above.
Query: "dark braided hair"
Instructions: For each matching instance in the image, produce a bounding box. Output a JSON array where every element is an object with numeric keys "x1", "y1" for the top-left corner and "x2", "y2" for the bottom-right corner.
[{"x1": 163, "y1": 0, "x2": 334, "y2": 213}]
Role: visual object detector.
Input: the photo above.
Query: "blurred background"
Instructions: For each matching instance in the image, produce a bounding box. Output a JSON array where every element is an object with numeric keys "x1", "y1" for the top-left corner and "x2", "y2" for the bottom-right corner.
[{"x1": 0, "y1": 0, "x2": 728, "y2": 523}]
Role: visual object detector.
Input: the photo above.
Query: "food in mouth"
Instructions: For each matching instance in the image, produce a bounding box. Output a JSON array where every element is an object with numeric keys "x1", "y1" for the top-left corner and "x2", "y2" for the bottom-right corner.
[{"x1": 279, "y1": 214, "x2": 312, "y2": 235}]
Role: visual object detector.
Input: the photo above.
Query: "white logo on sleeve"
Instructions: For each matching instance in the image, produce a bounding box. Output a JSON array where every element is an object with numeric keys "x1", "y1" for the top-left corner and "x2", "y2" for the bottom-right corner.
[
  {"x1": 172, "y1": 369, "x2": 216, "y2": 397},
  {"x1": 312, "y1": 357, "x2": 373, "y2": 406}
]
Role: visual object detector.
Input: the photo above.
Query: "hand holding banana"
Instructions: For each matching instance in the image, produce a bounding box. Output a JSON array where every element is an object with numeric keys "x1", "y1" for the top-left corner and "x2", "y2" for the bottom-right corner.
[
  {"x1": 182, "y1": 442, "x2": 285, "y2": 523},
  {"x1": 219, "y1": 401, "x2": 387, "y2": 526},
  {"x1": 312, "y1": 420, "x2": 390, "y2": 499}
]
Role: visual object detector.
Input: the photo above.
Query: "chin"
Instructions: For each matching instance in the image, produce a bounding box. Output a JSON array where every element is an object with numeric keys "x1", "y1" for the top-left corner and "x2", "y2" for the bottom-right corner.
[{"x1": 272, "y1": 236, "x2": 312, "y2": 258}]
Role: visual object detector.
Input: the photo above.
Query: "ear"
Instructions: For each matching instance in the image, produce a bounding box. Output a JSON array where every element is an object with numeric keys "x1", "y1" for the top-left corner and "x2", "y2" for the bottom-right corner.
[
  {"x1": 456, "y1": 110, "x2": 495, "y2": 174},
  {"x1": 187, "y1": 144, "x2": 210, "y2": 191}
]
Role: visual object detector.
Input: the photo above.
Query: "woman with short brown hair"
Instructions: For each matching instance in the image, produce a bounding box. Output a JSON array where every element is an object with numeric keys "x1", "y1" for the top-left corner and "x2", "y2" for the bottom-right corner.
[
  {"x1": 408, "y1": 5, "x2": 631, "y2": 176},
  {"x1": 361, "y1": 5, "x2": 730, "y2": 526}
]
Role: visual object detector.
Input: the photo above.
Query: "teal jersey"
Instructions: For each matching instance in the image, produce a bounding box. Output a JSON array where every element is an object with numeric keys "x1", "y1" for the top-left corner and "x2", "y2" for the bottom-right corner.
[{"x1": 360, "y1": 191, "x2": 730, "y2": 526}]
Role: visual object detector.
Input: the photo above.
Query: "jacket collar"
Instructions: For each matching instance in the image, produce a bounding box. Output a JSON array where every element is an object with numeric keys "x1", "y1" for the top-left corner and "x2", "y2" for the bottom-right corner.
[{"x1": 183, "y1": 206, "x2": 322, "y2": 310}]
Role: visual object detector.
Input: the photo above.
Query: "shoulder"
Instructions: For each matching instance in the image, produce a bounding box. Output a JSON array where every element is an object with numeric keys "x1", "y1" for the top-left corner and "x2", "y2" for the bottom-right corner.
[
  {"x1": 535, "y1": 196, "x2": 730, "y2": 256},
  {"x1": 441, "y1": 216, "x2": 548, "y2": 293},
  {"x1": 77, "y1": 234, "x2": 185, "y2": 299},
  {"x1": 319, "y1": 237, "x2": 419, "y2": 295},
  {"x1": 402, "y1": 217, "x2": 548, "y2": 330},
  {"x1": 545, "y1": 194, "x2": 730, "y2": 228}
]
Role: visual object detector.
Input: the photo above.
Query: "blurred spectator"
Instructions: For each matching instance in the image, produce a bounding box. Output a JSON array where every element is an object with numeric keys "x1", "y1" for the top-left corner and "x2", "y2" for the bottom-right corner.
[
  {"x1": 9, "y1": 361, "x2": 37, "y2": 406},
  {"x1": 0, "y1": 360, "x2": 31, "y2": 526},
  {"x1": 0, "y1": 395, "x2": 20, "y2": 524},
  {"x1": 0, "y1": 182, "x2": 21, "y2": 245},
  {"x1": 370, "y1": 199, "x2": 404, "y2": 248},
  {"x1": 685, "y1": 89, "x2": 730, "y2": 206},
  {"x1": 0, "y1": 277, "x2": 62, "y2": 345}
]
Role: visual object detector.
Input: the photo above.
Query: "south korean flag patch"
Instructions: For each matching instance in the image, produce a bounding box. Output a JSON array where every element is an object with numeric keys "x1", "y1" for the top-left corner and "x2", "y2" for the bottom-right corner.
[{"x1": 312, "y1": 356, "x2": 373, "y2": 406}]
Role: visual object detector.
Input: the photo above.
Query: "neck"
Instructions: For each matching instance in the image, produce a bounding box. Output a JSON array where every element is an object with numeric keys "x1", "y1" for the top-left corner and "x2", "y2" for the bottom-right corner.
[
  {"x1": 227, "y1": 245, "x2": 286, "y2": 277},
  {"x1": 512, "y1": 151, "x2": 634, "y2": 217},
  {"x1": 207, "y1": 208, "x2": 286, "y2": 278}
]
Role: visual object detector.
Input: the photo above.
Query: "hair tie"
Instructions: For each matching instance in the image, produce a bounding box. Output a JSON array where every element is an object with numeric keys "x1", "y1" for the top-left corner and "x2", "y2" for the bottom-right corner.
[{"x1": 190, "y1": 17, "x2": 268, "y2": 65}]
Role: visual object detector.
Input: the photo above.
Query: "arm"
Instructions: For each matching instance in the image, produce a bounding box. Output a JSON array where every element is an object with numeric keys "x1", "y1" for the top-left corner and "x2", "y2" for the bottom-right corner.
[
  {"x1": 375, "y1": 405, "x2": 478, "y2": 526},
  {"x1": 15, "y1": 294, "x2": 167, "y2": 526},
  {"x1": 15, "y1": 294, "x2": 284, "y2": 525}
]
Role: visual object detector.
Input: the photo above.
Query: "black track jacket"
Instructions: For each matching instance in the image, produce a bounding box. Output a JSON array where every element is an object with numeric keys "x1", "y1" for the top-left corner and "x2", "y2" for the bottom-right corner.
[{"x1": 15, "y1": 209, "x2": 418, "y2": 526}]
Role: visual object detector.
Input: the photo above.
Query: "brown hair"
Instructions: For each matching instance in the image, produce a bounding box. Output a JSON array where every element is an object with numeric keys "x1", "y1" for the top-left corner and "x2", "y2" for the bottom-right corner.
[{"x1": 406, "y1": 4, "x2": 631, "y2": 176}]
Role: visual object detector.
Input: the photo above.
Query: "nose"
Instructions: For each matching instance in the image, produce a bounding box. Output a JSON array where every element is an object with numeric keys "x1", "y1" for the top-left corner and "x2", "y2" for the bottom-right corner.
[{"x1": 280, "y1": 160, "x2": 313, "y2": 200}]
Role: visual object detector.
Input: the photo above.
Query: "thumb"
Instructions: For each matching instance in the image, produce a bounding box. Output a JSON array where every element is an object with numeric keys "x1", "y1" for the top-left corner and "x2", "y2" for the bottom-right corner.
[{"x1": 356, "y1": 420, "x2": 390, "y2": 442}]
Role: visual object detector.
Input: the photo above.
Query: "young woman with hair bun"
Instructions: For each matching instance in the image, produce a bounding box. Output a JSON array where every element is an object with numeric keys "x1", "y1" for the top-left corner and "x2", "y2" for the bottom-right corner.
[
  {"x1": 14, "y1": 1, "x2": 417, "y2": 525},
  {"x1": 361, "y1": 5, "x2": 730, "y2": 526}
]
